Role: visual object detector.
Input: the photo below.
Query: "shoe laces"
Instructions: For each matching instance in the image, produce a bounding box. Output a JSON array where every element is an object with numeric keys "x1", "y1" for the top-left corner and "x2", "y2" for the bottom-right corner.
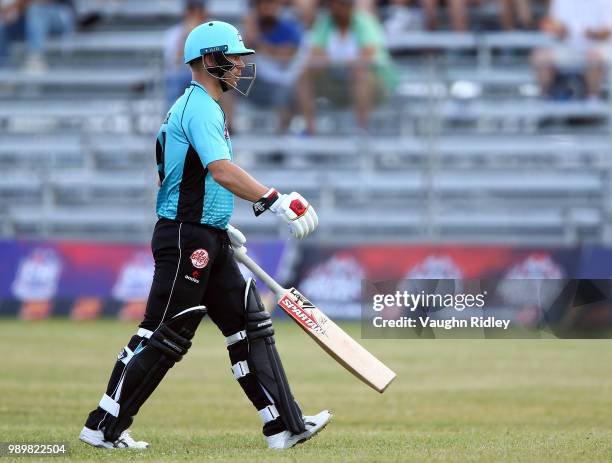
[
  {"x1": 118, "y1": 430, "x2": 138, "y2": 445},
  {"x1": 302, "y1": 415, "x2": 316, "y2": 427}
]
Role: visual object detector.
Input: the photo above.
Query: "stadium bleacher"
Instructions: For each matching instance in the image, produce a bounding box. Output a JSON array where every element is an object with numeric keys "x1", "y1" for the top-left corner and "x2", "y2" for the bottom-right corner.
[{"x1": 0, "y1": 0, "x2": 610, "y2": 244}]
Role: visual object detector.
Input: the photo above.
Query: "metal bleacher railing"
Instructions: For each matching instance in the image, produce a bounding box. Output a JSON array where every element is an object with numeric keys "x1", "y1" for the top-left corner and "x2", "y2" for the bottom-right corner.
[{"x1": 0, "y1": 1, "x2": 611, "y2": 244}]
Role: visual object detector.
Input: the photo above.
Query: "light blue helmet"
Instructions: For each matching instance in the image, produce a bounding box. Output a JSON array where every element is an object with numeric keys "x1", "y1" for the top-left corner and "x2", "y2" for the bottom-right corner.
[
  {"x1": 184, "y1": 21, "x2": 256, "y2": 96},
  {"x1": 184, "y1": 21, "x2": 255, "y2": 64}
]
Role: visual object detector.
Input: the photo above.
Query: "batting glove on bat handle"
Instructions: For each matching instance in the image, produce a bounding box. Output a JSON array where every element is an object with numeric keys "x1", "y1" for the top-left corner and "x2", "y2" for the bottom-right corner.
[
  {"x1": 227, "y1": 224, "x2": 247, "y2": 253},
  {"x1": 270, "y1": 191, "x2": 319, "y2": 240}
]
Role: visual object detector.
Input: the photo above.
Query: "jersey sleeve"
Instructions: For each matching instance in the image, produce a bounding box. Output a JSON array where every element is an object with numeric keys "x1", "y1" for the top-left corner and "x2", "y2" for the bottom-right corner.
[{"x1": 185, "y1": 108, "x2": 231, "y2": 167}]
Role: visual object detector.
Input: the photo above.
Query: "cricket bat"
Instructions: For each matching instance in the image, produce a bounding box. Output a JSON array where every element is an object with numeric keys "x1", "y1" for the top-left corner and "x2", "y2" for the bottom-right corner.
[{"x1": 233, "y1": 247, "x2": 396, "y2": 393}]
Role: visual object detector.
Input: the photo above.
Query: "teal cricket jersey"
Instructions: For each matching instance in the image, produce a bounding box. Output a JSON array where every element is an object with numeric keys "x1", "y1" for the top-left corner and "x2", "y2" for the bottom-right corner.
[{"x1": 155, "y1": 81, "x2": 234, "y2": 229}]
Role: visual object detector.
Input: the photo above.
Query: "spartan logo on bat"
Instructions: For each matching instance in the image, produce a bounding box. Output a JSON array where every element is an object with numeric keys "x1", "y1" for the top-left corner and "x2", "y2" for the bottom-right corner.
[
  {"x1": 279, "y1": 293, "x2": 328, "y2": 337},
  {"x1": 289, "y1": 288, "x2": 329, "y2": 328}
]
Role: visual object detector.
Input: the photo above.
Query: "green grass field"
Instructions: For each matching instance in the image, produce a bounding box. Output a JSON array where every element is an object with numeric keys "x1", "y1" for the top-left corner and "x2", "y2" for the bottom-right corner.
[{"x1": 1, "y1": 319, "x2": 612, "y2": 462}]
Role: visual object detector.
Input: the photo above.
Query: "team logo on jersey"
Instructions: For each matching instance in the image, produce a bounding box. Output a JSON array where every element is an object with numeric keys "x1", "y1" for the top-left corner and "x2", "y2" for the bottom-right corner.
[{"x1": 190, "y1": 249, "x2": 209, "y2": 269}]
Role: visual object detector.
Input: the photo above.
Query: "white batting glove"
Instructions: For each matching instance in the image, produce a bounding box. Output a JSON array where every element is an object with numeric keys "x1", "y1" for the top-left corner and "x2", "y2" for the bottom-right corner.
[
  {"x1": 253, "y1": 189, "x2": 319, "y2": 240},
  {"x1": 227, "y1": 224, "x2": 247, "y2": 253}
]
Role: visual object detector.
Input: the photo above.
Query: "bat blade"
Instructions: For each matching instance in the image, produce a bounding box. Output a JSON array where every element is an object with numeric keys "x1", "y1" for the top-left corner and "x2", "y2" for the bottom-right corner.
[{"x1": 278, "y1": 288, "x2": 396, "y2": 393}]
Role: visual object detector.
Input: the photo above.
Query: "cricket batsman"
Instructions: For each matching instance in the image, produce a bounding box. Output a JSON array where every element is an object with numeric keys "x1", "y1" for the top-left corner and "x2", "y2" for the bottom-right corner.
[{"x1": 79, "y1": 20, "x2": 330, "y2": 450}]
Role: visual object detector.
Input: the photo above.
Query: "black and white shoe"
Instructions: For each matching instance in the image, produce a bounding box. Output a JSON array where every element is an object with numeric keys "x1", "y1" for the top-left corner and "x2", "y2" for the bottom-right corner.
[
  {"x1": 79, "y1": 427, "x2": 149, "y2": 449},
  {"x1": 266, "y1": 410, "x2": 332, "y2": 450}
]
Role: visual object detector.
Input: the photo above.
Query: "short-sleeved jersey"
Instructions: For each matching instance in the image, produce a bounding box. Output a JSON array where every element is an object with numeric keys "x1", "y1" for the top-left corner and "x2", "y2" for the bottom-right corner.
[{"x1": 155, "y1": 81, "x2": 234, "y2": 229}]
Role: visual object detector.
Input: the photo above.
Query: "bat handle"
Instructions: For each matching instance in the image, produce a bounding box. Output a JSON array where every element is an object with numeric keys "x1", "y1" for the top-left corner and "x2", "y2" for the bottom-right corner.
[{"x1": 232, "y1": 246, "x2": 286, "y2": 297}]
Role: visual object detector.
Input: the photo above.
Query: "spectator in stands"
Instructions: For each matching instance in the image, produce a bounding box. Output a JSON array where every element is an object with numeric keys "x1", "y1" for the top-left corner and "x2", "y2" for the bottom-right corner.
[
  {"x1": 421, "y1": 0, "x2": 478, "y2": 32},
  {"x1": 23, "y1": 0, "x2": 76, "y2": 72},
  {"x1": 530, "y1": 0, "x2": 612, "y2": 100},
  {"x1": 421, "y1": 0, "x2": 536, "y2": 31},
  {"x1": 499, "y1": 0, "x2": 533, "y2": 31},
  {"x1": 379, "y1": 0, "x2": 533, "y2": 31},
  {"x1": 0, "y1": 0, "x2": 26, "y2": 66},
  {"x1": 241, "y1": 0, "x2": 304, "y2": 133},
  {"x1": 291, "y1": 0, "x2": 377, "y2": 29},
  {"x1": 379, "y1": 0, "x2": 426, "y2": 34},
  {"x1": 297, "y1": 0, "x2": 398, "y2": 134},
  {"x1": 291, "y1": 0, "x2": 319, "y2": 28},
  {"x1": 164, "y1": 0, "x2": 207, "y2": 107}
]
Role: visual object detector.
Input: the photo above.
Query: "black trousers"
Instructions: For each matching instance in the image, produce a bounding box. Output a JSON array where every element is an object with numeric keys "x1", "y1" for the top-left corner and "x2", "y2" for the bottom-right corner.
[
  {"x1": 141, "y1": 218, "x2": 246, "y2": 337},
  {"x1": 86, "y1": 219, "x2": 285, "y2": 436}
]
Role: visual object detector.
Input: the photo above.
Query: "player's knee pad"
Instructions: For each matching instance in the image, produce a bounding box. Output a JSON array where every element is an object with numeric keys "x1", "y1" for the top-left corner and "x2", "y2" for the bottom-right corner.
[
  {"x1": 239, "y1": 279, "x2": 306, "y2": 434},
  {"x1": 100, "y1": 306, "x2": 206, "y2": 441}
]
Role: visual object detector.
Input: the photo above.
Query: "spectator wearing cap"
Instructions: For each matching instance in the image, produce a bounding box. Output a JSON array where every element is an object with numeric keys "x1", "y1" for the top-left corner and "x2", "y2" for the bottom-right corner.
[
  {"x1": 240, "y1": 0, "x2": 304, "y2": 133},
  {"x1": 531, "y1": 0, "x2": 612, "y2": 100},
  {"x1": 297, "y1": 0, "x2": 398, "y2": 134},
  {"x1": 164, "y1": 0, "x2": 207, "y2": 107}
]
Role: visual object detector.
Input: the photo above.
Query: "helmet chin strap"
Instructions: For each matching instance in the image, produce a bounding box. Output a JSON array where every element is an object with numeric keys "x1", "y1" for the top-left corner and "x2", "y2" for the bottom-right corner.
[{"x1": 202, "y1": 51, "x2": 256, "y2": 97}]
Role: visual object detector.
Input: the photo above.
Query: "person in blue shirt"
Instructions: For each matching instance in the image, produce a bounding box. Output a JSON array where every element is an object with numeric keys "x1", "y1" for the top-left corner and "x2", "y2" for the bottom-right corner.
[
  {"x1": 242, "y1": 0, "x2": 304, "y2": 132},
  {"x1": 80, "y1": 21, "x2": 329, "y2": 451}
]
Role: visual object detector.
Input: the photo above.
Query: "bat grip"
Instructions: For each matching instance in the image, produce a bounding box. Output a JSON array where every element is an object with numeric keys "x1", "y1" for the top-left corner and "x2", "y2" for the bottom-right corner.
[{"x1": 233, "y1": 246, "x2": 286, "y2": 297}]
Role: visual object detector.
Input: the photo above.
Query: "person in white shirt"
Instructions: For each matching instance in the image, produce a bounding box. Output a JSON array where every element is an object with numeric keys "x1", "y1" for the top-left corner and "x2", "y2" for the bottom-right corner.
[
  {"x1": 531, "y1": 0, "x2": 612, "y2": 99},
  {"x1": 164, "y1": 0, "x2": 207, "y2": 107}
]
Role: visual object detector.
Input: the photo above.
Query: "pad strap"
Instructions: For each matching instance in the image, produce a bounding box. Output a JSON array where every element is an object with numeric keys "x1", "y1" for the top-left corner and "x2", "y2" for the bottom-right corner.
[
  {"x1": 226, "y1": 330, "x2": 247, "y2": 347},
  {"x1": 258, "y1": 405, "x2": 280, "y2": 424},
  {"x1": 137, "y1": 328, "x2": 153, "y2": 339},
  {"x1": 100, "y1": 307, "x2": 207, "y2": 443},
  {"x1": 99, "y1": 394, "x2": 120, "y2": 417},
  {"x1": 119, "y1": 346, "x2": 134, "y2": 365},
  {"x1": 231, "y1": 360, "x2": 250, "y2": 379}
]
